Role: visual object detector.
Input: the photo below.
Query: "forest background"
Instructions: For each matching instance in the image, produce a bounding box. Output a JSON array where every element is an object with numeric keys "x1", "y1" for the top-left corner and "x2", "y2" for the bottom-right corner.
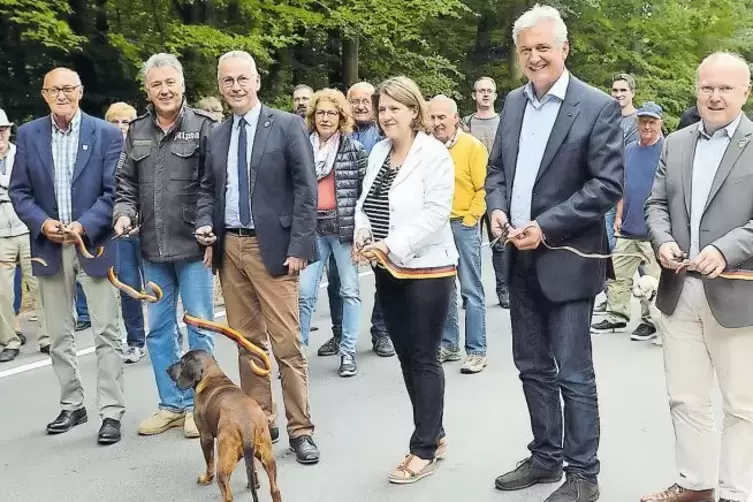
[{"x1": 2, "y1": 0, "x2": 753, "y2": 130}]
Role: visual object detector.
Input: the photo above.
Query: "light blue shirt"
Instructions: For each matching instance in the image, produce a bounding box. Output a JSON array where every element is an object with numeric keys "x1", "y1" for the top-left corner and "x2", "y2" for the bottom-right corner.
[
  {"x1": 225, "y1": 103, "x2": 262, "y2": 229},
  {"x1": 689, "y1": 113, "x2": 742, "y2": 257},
  {"x1": 51, "y1": 110, "x2": 81, "y2": 224},
  {"x1": 510, "y1": 71, "x2": 570, "y2": 227}
]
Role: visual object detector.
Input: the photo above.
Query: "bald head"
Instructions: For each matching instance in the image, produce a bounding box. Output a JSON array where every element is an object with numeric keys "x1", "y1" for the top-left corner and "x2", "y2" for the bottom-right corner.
[
  {"x1": 696, "y1": 51, "x2": 751, "y2": 132},
  {"x1": 428, "y1": 94, "x2": 459, "y2": 142},
  {"x1": 41, "y1": 67, "x2": 83, "y2": 122}
]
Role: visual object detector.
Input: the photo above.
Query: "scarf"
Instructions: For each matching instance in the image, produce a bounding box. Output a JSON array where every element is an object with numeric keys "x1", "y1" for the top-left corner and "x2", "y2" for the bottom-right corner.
[{"x1": 310, "y1": 131, "x2": 340, "y2": 180}]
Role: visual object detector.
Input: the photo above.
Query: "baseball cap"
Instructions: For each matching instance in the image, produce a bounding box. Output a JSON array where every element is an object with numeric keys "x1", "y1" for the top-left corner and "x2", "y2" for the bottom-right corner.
[{"x1": 636, "y1": 101, "x2": 663, "y2": 119}]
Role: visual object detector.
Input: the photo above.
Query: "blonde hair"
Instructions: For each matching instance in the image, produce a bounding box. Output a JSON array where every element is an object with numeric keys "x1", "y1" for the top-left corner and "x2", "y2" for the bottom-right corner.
[
  {"x1": 306, "y1": 88, "x2": 354, "y2": 134},
  {"x1": 374, "y1": 76, "x2": 429, "y2": 133},
  {"x1": 105, "y1": 102, "x2": 137, "y2": 122}
]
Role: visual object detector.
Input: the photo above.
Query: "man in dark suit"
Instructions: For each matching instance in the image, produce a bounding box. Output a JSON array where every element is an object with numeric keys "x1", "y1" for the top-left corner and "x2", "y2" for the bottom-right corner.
[
  {"x1": 194, "y1": 50, "x2": 320, "y2": 464},
  {"x1": 10, "y1": 67, "x2": 125, "y2": 444},
  {"x1": 485, "y1": 6, "x2": 623, "y2": 502}
]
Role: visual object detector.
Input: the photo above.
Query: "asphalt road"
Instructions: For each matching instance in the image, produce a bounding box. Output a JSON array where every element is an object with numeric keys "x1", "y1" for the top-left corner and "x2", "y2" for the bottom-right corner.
[{"x1": 1, "y1": 246, "x2": 749, "y2": 502}]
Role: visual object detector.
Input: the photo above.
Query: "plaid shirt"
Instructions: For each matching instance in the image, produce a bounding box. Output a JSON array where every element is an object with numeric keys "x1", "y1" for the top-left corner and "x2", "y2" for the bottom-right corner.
[{"x1": 50, "y1": 110, "x2": 81, "y2": 224}]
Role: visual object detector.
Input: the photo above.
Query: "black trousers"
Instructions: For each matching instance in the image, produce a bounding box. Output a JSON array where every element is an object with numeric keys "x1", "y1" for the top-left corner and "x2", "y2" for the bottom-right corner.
[{"x1": 373, "y1": 267, "x2": 454, "y2": 459}]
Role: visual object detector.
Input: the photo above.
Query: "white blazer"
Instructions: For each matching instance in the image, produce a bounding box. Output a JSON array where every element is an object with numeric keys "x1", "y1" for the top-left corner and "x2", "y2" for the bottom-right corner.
[{"x1": 354, "y1": 131, "x2": 458, "y2": 269}]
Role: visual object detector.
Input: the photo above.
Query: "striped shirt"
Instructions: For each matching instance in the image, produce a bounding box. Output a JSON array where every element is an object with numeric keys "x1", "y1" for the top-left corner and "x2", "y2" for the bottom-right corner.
[
  {"x1": 362, "y1": 157, "x2": 398, "y2": 241},
  {"x1": 51, "y1": 111, "x2": 81, "y2": 224}
]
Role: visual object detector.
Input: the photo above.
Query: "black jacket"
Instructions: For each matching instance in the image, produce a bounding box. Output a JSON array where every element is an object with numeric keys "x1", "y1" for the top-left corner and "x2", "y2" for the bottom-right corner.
[
  {"x1": 114, "y1": 104, "x2": 216, "y2": 263},
  {"x1": 328, "y1": 134, "x2": 368, "y2": 242},
  {"x1": 196, "y1": 105, "x2": 319, "y2": 276}
]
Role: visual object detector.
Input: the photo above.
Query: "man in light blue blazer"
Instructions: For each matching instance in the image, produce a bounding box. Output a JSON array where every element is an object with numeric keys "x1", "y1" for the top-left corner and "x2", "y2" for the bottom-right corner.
[{"x1": 10, "y1": 67, "x2": 125, "y2": 445}]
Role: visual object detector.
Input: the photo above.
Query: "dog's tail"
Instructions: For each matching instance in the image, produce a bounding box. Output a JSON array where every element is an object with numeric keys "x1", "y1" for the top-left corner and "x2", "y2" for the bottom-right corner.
[{"x1": 243, "y1": 423, "x2": 259, "y2": 502}]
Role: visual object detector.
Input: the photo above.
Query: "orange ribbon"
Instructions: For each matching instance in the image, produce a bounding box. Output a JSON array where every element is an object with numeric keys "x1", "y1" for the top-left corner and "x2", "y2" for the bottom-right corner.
[{"x1": 182, "y1": 313, "x2": 272, "y2": 377}]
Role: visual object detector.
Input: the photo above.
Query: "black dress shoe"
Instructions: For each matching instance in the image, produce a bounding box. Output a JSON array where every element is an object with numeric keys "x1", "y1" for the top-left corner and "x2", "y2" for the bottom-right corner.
[
  {"x1": 17, "y1": 332, "x2": 26, "y2": 345},
  {"x1": 75, "y1": 321, "x2": 91, "y2": 331},
  {"x1": 495, "y1": 457, "x2": 563, "y2": 491},
  {"x1": 0, "y1": 348, "x2": 20, "y2": 362},
  {"x1": 289, "y1": 435, "x2": 320, "y2": 465},
  {"x1": 40, "y1": 345, "x2": 50, "y2": 355},
  {"x1": 269, "y1": 425, "x2": 280, "y2": 444},
  {"x1": 46, "y1": 408, "x2": 88, "y2": 434},
  {"x1": 544, "y1": 476, "x2": 599, "y2": 502},
  {"x1": 97, "y1": 418, "x2": 122, "y2": 445}
]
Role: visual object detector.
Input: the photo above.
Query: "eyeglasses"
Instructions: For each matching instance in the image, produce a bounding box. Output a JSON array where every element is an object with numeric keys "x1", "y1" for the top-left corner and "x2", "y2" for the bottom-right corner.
[
  {"x1": 42, "y1": 85, "x2": 81, "y2": 97},
  {"x1": 315, "y1": 110, "x2": 339, "y2": 118},
  {"x1": 219, "y1": 75, "x2": 256, "y2": 88},
  {"x1": 698, "y1": 85, "x2": 737, "y2": 95},
  {"x1": 349, "y1": 99, "x2": 371, "y2": 106}
]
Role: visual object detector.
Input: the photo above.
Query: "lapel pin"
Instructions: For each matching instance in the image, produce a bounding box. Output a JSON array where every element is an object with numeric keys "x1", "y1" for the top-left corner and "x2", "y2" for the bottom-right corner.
[
  {"x1": 567, "y1": 112, "x2": 573, "y2": 117},
  {"x1": 264, "y1": 121, "x2": 270, "y2": 128},
  {"x1": 739, "y1": 140, "x2": 747, "y2": 148},
  {"x1": 82, "y1": 145, "x2": 89, "y2": 151}
]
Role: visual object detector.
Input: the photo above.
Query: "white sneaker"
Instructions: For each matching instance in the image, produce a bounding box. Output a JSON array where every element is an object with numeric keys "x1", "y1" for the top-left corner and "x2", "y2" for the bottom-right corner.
[{"x1": 123, "y1": 346, "x2": 146, "y2": 364}]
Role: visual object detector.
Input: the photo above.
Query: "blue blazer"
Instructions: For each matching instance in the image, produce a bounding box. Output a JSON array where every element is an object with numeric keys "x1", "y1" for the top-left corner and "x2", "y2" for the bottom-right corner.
[{"x1": 9, "y1": 112, "x2": 123, "y2": 277}]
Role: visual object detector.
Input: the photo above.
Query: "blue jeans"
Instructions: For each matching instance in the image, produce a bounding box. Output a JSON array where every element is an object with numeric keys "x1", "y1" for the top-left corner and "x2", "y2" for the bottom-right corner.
[
  {"x1": 509, "y1": 250, "x2": 600, "y2": 481},
  {"x1": 75, "y1": 281, "x2": 90, "y2": 322},
  {"x1": 299, "y1": 234, "x2": 361, "y2": 357},
  {"x1": 117, "y1": 236, "x2": 146, "y2": 348},
  {"x1": 13, "y1": 265, "x2": 22, "y2": 314},
  {"x1": 328, "y1": 256, "x2": 389, "y2": 341},
  {"x1": 143, "y1": 258, "x2": 215, "y2": 412},
  {"x1": 605, "y1": 206, "x2": 616, "y2": 251},
  {"x1": 442, "y1": 220, "x2": 487, "y2": 355}
]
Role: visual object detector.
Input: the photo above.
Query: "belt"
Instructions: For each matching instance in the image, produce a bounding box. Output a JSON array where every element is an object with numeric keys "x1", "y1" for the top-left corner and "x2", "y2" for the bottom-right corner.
[{"x1": 225, "y1": 227, "x2": 256, "y2": 237}]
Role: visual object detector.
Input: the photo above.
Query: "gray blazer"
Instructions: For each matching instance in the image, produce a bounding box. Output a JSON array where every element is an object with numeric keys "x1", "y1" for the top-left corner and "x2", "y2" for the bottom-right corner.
[
  {"x1": 645, "y1": 115, "x2": 753, "y2": 328},
  {"x1": 485, "y1": 74, "x2": 624, "y2": 303}
]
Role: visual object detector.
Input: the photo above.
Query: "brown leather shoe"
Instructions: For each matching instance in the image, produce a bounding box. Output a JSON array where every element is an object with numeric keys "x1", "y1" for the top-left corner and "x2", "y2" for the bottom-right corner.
[{"x1": 641, "y1": 484, "x2": 714, "y2": 502}]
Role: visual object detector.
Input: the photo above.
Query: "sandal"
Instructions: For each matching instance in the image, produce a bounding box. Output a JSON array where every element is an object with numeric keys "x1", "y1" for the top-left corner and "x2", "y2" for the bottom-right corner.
[
  {"x1": 388, "y1": 454, "x2": 437, "y2": 485},
  {"x1": 435, "y1": 437, "x2": 448, "y2": 460}
]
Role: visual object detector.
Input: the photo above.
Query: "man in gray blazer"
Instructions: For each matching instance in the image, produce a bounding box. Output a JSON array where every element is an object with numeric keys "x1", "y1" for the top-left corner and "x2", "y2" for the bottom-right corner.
[
  {"x1": 643, "y1": 52, "x2": 753, "y2": 502},
  {"x1": 195, "y1": 50, "x2": 320, "y2": 465},
  {"x1": 485, "y1": 5, "x2": 623, "y2": 502}
]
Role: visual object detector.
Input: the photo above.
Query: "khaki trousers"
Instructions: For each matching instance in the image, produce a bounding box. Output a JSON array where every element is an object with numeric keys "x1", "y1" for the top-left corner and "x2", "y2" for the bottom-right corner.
[
  {"x1": 605, "y1": 236, "x2": 660, "y2": 325},
  {"x1": 219, "y1": 235, "x2": 314, "y2": 439},
  {"x1": 0, "y1": 234, "x2": 48, "y2": 349},
  {"x1": 38, "y1": 245, "x2": 125, "y2": 420},
  {"x1": 659, "y1": 276, "x2": 753, "y2": 500}
]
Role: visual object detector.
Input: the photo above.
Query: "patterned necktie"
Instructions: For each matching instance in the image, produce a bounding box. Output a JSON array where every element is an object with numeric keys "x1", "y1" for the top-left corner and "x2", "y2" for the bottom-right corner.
[{"x1": 237, "y1": 117, "x2": 251, "y2": 226}]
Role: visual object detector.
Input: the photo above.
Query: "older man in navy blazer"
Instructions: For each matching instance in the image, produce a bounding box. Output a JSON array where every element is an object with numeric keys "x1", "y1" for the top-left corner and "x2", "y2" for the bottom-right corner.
[
  {"x1": 485, "y1": 6, "x2": 623, "y2": 502},
  {"x1": 10, "y1": 67, "x2": 125, "y2": 445}
]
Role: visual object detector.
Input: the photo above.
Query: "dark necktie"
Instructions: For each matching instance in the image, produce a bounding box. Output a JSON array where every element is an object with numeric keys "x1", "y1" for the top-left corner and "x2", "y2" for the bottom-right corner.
[{"x1": 237, "y1": 117, "x2": 251, "y2": 226}]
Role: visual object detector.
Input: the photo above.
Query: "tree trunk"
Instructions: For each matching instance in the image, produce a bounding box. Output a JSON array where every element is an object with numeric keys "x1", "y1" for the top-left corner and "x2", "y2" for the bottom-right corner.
[{"x1": 341, "y1": 34, "x2": 359, "y2": 89}]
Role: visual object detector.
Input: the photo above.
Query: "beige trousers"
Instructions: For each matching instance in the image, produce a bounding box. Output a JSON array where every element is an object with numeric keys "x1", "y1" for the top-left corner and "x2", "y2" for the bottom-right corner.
[
  {"x1": 605, "y1": 237, "x2": 661, "y2": 325},
  {"x1": 0, "y1": 234, "x2": 48, "y2": 349},
  {"x1": 38, "y1": 245, "x2": 125, "y2": 420},
  {"x1": 659, "y1": 276, "x2": 753, "y2": 500}
]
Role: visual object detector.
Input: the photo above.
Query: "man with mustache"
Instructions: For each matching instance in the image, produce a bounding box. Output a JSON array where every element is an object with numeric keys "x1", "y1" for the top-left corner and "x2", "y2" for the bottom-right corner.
[
  {"x1": 643, "y1": 51, "x2": 753, "y2": 502},
  {"x1": 316, "y1": 81, "x2": 396, "y2": 359},
  {"x1": 113, "y1": 53, "x2": 217, "y2": 440},
  {"x1": 428, "y1": 94, "x2": 488, "y2": 374},
  {"x1": 486, "y1": 5, "x2": 623, "y2": 501},
  {"x1": 195, "y1": 50, "x2": 320, "y2": 465},
  {"x1": 462, "y1": 77, "x2": 509, "y2": 308},
  {"x1": 9, "y1": 67, "x2": 125, "y2": 444},
  {"x1": 293, "y1": 84, "x2": 313, "y2": 118}
]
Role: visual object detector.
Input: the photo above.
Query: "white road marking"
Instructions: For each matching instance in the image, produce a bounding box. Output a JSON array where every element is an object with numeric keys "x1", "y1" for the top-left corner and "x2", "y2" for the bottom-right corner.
[{"x1": 0, "y1": 242, "x2": 492, "y2": 380}]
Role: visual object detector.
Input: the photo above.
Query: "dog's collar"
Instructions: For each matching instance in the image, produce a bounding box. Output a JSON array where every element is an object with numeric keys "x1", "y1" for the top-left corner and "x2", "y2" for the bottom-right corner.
[{"x1": 195, "y1": 379, "x2": 208, "y2": 394}]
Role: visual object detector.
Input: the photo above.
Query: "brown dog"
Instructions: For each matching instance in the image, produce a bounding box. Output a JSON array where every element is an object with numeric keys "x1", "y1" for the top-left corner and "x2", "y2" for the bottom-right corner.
[{"x1": 167, "y1": 350, "x2": 281, "y2": 502}]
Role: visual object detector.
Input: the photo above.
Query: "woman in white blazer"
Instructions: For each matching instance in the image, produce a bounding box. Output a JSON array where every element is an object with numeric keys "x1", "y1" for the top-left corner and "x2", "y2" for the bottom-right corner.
[{"x1": 353, "y1": 76, "x2": 458, "y2": 484}]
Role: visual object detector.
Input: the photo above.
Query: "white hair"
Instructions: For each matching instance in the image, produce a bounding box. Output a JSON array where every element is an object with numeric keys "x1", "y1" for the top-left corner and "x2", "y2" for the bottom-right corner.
[
  {"x1": 217, "y1": 50, "x2": 258, "y2": 79},
  {"x1": 347, "y1": 81, "x2": 375, "y2": 98},
  {"x1": 512, "y1": 4, "x2": 568, "y2": 47},
  {"x1": 696, "y1": 51, "x2": 752, "y2": 87},
  {"x1": 142, "y1": 53, "x2": 184, "y2": 89},
  {"x1": 429, "y1": 94, "x2": 458, "y2": 114}
]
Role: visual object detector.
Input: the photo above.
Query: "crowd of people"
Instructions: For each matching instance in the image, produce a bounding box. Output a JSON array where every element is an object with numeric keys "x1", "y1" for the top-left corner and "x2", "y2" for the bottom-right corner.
[{"x1": 0, "y1": 3, "x2": 752, "y2": 502}]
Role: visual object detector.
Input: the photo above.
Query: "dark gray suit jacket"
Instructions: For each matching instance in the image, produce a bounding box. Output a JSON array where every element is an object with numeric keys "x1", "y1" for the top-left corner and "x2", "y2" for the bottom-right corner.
[
  {"x1": 196, "y1": 105, "x2": 319, "y2": 276},
  {"x1": 485, "y1": 74, "x2": 624, "y2": 303},
  {"x1": 645, "y1": 115, "x2": 753, "y2": 328}
]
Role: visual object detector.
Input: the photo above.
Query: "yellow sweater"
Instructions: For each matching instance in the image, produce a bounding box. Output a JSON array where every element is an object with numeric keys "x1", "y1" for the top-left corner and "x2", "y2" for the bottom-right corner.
[{"x1": 449, "y1": 130, "x2": 488, "y2": 226}]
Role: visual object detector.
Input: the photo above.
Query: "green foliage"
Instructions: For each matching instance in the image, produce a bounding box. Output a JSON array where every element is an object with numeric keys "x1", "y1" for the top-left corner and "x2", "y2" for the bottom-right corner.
[{"x1": 0, "y1": 0, "x2": 751, "y2": 126}]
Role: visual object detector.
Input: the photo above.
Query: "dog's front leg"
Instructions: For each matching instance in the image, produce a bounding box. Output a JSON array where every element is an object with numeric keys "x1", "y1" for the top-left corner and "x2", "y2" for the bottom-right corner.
[{"x1": 197, "y1": 433, "x2": 216, "y2": 485}]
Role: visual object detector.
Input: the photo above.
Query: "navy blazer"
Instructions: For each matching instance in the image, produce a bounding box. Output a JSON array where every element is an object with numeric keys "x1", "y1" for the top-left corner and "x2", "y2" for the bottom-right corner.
[
  {"x1": 485, "y1": 75, "x2": 624, "y2": 303},
  {"x1": 9, "y1": 112, "x2": 122, "y2": 277},
  {"x1": 195, "y1": 105, "x2": 319, "y2": 276}
]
